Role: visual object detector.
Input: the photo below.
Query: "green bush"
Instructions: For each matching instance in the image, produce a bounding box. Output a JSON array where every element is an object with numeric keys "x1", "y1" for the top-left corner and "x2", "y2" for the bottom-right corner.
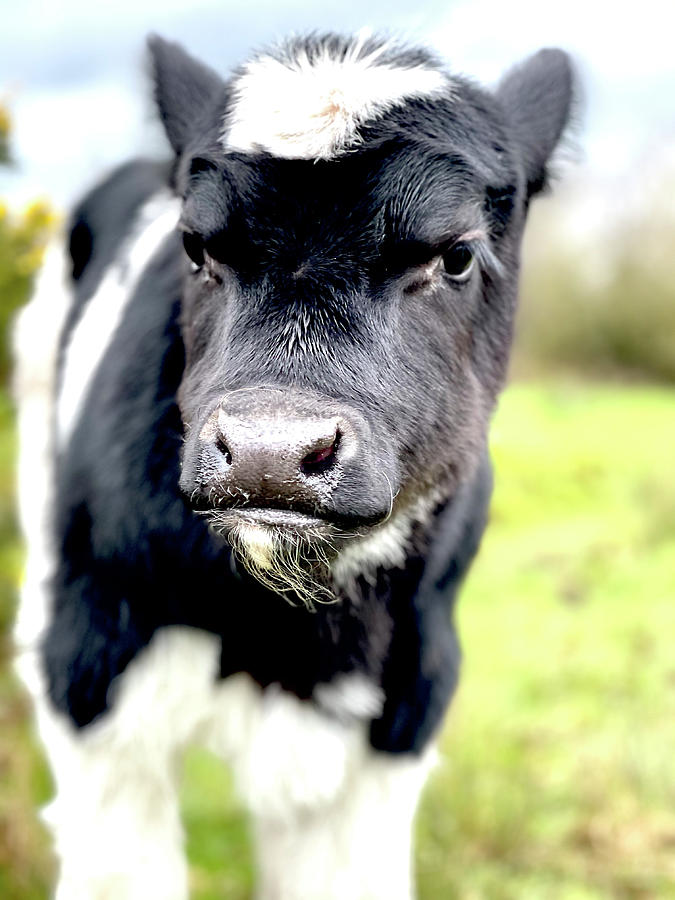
[
  {"x1": 0, "y1": 104, "x2": 10, "y2": 166},
  {"x1": 515, "y1": 201, "x2": 675, "y2": 382},
  {"x1": 0, "y1": 200, "x2": 54, "y2": 384},
  {"x1": 0, "y1": 127, "x2": 56, "y2": 897}
]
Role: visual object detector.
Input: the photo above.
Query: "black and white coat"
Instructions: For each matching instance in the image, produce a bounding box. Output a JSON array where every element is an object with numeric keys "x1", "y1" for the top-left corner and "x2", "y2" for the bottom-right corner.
[{"x1": 14, "y1": 32, "x2": 573, "y2": 900}]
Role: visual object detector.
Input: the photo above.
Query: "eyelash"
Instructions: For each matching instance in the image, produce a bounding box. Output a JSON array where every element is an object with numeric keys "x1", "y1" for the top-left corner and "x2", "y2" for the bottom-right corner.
[{"x1": 401, "y1": 241, "x2": 477, "y2": 295}]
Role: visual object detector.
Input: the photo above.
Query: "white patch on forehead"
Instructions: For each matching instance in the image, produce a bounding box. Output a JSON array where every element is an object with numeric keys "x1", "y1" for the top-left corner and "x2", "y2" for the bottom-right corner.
[
  {"x1": 223, "y1": 39, "x2": 448, "y2": 160},
  {"x1": 13, "y1": 243, "x2": 71, "y2": 661}
]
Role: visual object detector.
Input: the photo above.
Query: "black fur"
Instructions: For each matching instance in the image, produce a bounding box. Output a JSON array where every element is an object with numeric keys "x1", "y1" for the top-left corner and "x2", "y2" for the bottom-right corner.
[{"x1": 43, "y1": 33, "x2": 573, "y2": 753}]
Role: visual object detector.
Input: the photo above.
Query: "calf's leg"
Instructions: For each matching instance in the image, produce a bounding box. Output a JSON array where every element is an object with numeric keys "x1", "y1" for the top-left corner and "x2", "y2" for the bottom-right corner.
[
  {"x1": 251, "y1": 750, "x2": 432, "y2": 900},
  {"x1": 16, "y1": 628, "x2": 224, "y2": 900},
  {"x1": 218, "y1": 681, "x2": 433, "y2": 900}
]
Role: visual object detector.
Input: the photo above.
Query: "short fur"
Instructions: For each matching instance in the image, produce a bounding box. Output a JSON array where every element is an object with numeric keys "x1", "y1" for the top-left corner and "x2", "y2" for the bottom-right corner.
[
  {"x1": 224, "y1": 33, "x2": 448, "y2": 159},
  {"x1": 14, "y1": 31, "x2": 574, "y2": 900}
]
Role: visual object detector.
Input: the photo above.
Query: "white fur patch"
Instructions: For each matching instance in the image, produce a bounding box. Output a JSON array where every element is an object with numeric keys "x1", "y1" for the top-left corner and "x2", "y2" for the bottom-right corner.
[
  {"x1": 224, "y1": 37, "x2": 447, "y2": 160},
  {"x1": 332, "y1": 490, "x2": 442, "y2": 590},
  {"x1": 332, "y1": 512, "x2": 411, "y2": 588},
  {"x1": 56, "y1": 192, "x2": 179, "y2": 446},
  {"x1": 33, "y1": 629, "x2": 213, "y2": 900},
  {"x1": 314, "y1": 672, "x2": 385, "y2": 724},
  {"x1": 23, "y1": 626, "x2": 432, "y2": 899},
  {"x1": 252, "y1": 740, "x2": 434, "y2": 900},
  {"x1": 223, "y1": 518, "x2": 336, "y2": 608},
  {"x1": 236, "y1": 521, "x2": 275, "y2": 570},
  {"x1": 13, "y1": 244, "x2": 71, "y2": 664}
]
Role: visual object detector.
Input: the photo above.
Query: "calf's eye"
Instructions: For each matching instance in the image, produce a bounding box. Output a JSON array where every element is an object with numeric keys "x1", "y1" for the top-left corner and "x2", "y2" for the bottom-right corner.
[
  {"x1": 442, "y1": 243, "x2": 474, "y2": 282},
  {"x1": 182, "y1": 233, "x2": 224, "y2": 284}
]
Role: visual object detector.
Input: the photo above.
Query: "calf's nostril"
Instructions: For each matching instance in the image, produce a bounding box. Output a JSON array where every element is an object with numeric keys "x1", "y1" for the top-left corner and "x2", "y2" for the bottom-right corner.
[
  {"x1": 301, "y1": 431, "x2": 340, "y2": 476},
  {"x1": 215, "y1": 437, "x2": 233, "y2": 465}
]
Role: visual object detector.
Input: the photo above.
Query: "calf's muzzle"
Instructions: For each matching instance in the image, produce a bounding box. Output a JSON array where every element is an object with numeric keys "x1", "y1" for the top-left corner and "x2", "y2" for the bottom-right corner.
[
  {"x1": 212, "y1": 406, "x2": 346, "y2": 505},
  {"x1": 182, "y1": 388, "x2": 399, "y2": 528},
  {"x1": 180, "y1": 387, "x2": 399, "y2": 530}
]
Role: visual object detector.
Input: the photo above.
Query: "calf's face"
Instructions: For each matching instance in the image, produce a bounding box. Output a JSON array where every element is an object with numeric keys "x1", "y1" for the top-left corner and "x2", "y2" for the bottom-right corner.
[{"x1": 149, "y1": 36, "x2": 573, "y2": 600}]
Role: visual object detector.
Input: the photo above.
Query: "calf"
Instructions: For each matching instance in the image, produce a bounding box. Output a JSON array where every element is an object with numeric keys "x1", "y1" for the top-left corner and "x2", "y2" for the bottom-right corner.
[{"x1": 14, "y1": 32, "x2": 572, "y2": 900}]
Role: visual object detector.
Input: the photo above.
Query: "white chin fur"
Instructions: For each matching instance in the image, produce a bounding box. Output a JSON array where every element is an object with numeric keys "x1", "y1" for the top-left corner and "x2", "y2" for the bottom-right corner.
[
  {"x1": 223, "y1": 520, "x2": 336, "y2": 609},
  {"x1": 331, "y1": 489, "x2": 443, "y2": 591},
  {"x1": 237, "y1": 522, "x2": 276, "y2": 571},
  {"x1": 218, "y1": 492, "x2": 439, "y2": 607},
  {"x1": 223, "y1": 39, "x2": 447, "y2": 160}
]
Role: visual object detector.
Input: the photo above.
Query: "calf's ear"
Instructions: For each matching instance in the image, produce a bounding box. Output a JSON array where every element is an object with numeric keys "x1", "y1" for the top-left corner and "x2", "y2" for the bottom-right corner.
[
  {"x1": 148, "y1": 35, "x2": 225, "y2": 156},
  {"x1": 496, "y1": 48, "x2": 575, "y2": 197}
]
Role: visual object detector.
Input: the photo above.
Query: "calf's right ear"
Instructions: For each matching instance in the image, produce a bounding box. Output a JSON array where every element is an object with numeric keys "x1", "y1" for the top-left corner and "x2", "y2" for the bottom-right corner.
[
  {"x1": 496, "y1": 48, "x2": 575, "y2": 197},
  {"x1": 148, "y1": 35, "x2": 225, "y2": 156}
]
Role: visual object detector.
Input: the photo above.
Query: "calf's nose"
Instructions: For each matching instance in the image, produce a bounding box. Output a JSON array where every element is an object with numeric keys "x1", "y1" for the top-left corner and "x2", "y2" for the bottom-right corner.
[{"x1": 213, "y1": 409, "x2": 342, "y2": 502}]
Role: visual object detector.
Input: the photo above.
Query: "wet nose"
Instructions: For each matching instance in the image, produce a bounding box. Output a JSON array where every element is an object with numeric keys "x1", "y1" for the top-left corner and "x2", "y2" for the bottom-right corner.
[{"x1": 213, "y1": 408, "x2": 342, "y2": 503}]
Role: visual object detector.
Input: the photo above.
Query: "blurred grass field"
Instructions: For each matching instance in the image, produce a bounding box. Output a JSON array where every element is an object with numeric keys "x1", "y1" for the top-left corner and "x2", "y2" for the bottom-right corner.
[{"x1": 1, "y1": 379, "x2": 673, "y2": 899}]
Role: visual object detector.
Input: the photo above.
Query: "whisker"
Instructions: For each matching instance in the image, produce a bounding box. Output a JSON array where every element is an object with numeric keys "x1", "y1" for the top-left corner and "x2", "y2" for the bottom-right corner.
[{"x1": 379, "y1": 470, "x2": 396, "y2": 525}]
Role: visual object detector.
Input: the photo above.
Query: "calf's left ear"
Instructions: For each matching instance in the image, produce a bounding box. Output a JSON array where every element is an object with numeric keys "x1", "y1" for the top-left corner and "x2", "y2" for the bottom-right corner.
[
  {"x1": 496, "y1": 48, "x2": 575, "y2": 197},
  {"x1": 148, "y1": 35, "x2": 225, "y2": 156}
]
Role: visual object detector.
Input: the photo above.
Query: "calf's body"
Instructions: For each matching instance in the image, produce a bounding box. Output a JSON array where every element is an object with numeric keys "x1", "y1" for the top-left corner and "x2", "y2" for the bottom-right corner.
[{"x1": 14, "y1": 33, "x2": 572, "y2": 899}]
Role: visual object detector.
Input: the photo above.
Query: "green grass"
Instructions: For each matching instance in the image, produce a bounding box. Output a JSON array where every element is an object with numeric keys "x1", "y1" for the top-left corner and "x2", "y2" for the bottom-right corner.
[
  {"x1": 1, "y1": 381, "x2": 674, "y2": 898},
  {"x1": 418, "y1": 382, "x2": 675, "y2": 899},
  {"x1": 0, "y1": 392, "x2": 54, "y2": 900}
]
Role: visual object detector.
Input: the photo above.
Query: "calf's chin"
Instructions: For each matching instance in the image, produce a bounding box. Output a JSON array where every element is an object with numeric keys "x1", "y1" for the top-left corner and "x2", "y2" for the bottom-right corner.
[{"x1": 219, "y1": 516, "x2": 337, "y2": 608}]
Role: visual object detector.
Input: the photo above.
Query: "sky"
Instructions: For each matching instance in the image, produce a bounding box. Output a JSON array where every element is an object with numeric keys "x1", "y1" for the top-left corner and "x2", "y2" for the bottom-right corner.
[{"x1": 0, "y1": 0, "x2": 673, "y2": 216}]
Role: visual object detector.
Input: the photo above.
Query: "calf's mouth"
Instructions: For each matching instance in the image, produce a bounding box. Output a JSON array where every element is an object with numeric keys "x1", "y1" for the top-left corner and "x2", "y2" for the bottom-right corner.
[{"x1": 202, "y1": 505, "x2": 362, "y2": 609}]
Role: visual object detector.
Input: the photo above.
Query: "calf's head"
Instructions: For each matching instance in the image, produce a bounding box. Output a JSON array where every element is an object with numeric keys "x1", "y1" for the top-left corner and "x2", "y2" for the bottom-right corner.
[{"x1": 149, "y1": 34, "x2": 573, "y2": 603}]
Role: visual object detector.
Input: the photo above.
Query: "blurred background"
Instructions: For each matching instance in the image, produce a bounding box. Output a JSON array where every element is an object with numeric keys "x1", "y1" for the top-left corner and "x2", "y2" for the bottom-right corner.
[{"x1": 1, "y1": 1, "x2": 674, "y2": 897}]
